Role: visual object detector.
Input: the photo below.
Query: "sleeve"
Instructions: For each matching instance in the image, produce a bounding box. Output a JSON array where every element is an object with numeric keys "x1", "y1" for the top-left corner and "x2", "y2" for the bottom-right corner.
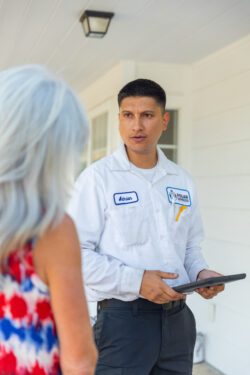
[
  {"x1": 67, "y1": 168, "x2": 144, "y2": 300},
  {"x1": 184, "y1": 183, "x2": 209, "y2": 282}
]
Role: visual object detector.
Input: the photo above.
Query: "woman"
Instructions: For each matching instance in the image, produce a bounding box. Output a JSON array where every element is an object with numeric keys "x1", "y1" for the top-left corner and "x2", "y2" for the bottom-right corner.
[{"x1": 0, "y1": 65, "x2": 97, "y2": 375}]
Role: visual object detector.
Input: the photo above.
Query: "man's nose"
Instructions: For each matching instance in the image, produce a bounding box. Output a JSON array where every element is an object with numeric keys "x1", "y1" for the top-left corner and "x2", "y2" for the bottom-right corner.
[{"x1": 132, "y1": 116, "x2": 143, "y2": 131}]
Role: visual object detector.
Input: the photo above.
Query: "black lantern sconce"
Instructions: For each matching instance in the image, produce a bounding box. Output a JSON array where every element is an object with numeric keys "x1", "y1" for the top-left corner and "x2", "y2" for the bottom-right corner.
[{"x1": 79, "y1": 10, "x2": 114, "y2": 38}]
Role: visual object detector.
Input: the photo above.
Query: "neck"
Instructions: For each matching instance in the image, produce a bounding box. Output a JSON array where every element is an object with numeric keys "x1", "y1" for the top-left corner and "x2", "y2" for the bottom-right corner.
[{"x1": 125, "y1": 146, "x2": 158, "y2": 169}]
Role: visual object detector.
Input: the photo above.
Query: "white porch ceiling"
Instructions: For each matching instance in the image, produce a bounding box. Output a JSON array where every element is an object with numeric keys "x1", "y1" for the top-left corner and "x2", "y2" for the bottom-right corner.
[{"x1": 1, "y1": 0, "x2": 250, "y2": 92}]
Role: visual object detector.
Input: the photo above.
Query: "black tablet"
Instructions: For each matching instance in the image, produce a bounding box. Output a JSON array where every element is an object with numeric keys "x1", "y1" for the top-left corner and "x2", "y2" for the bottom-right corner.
[{"x1": 173, "y1": 273, "x2": 246, "y2": 294}]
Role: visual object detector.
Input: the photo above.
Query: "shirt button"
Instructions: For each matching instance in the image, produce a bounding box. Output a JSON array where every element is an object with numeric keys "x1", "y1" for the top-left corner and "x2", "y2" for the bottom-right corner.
[{"x1": 156, "y1": 208, "x2": 160, "y2": 213}]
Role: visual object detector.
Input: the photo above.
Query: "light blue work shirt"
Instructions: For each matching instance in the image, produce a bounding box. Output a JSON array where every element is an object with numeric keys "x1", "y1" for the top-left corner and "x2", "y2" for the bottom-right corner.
[{"x1": 68, "y1": 144, "x2": 208, "y2": 302}]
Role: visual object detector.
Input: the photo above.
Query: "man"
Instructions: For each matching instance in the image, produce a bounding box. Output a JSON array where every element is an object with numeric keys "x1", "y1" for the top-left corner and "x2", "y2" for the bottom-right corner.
[{"x1": 68, "y1": 79, "x2": 224, "y2": 375}]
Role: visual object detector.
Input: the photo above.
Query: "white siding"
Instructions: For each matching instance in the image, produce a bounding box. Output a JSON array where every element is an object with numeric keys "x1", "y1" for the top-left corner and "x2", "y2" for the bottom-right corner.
[
  {"x1": 189, "y1": 35, "x2": 250, "y2": 375},
  {"x1": 79, "y1": 63, "x2": 124, "y2": 156}
]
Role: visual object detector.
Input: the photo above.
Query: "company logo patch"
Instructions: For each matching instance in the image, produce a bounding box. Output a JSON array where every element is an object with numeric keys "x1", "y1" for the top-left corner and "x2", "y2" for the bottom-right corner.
[
  {"x1": 113, "y1": 191, "x2": 139, "y2": 205},
  {"x1": 166, "y1": 187, "x2": 191, "y2": 206}
]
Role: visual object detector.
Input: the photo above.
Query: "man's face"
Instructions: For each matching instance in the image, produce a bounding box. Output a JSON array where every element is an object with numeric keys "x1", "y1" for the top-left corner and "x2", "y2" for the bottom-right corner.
[{"x1": 119, "y1": 96, "x2": 169, "y2": 155}]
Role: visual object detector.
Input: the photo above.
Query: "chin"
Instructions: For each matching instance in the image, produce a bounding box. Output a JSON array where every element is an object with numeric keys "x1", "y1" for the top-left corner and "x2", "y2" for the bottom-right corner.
[{"x1": 127, "y1": 145, "x2": 149, "y2": 154}]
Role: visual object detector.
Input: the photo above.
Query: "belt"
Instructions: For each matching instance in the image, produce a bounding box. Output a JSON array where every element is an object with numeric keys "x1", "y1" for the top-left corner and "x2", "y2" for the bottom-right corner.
[
  {"x1": 97, "y1": 298, "x2": 185, "y2": 312},
  {"x1": 162, "y1": 299, "x2": 184, "y2": 310}
]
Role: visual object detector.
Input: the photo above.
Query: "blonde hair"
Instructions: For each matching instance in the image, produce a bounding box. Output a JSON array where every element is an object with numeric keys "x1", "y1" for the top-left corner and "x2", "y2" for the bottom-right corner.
[{"x1": 0, "y1": 65, "x2": 88, "y2": 263}]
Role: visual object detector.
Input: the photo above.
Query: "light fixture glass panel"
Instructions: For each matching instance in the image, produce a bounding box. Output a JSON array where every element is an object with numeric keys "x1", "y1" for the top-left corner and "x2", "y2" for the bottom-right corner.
[
  {"x1": 82, "y1": 17, "x2": 89, "y2": 35},
  {"x1": 89, "y1": 32, "x2": 103, "y2": 38},
  {"x1": 89, "y1": 17, "x2": 109, "y2": 33}
]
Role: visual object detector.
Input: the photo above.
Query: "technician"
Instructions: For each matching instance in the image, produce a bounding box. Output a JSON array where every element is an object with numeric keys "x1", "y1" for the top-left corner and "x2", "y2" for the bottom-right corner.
[{"x1": 68, "y1": 79, "x2": 224, "y2": 375}]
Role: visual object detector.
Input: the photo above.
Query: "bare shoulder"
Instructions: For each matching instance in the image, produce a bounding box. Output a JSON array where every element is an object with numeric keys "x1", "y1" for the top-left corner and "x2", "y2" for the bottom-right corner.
[
  {"x1": 38, "y1": 214, "x2": 79, "y2": 249},
  {"x1": 33, "y1": 214, "x2": 81, "y2": 284},
  {"x1": 46, "y1": 213, "x2": 77, "y2": 239}
]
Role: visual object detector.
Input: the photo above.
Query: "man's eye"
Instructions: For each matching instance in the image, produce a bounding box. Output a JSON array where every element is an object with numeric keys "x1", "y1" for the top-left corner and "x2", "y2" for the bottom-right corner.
[
  {"x1": 144, "y1": 113, "x2": 153, "y2": 118},
  {"x1": 124, "y1": 113, "x2": 132, "y2": 118}
]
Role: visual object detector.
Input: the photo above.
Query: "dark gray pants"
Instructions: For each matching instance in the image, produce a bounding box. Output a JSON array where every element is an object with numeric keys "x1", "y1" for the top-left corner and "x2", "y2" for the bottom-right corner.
[{"x1": 93, "y1": 298, "x2": 196, "y2": 375}]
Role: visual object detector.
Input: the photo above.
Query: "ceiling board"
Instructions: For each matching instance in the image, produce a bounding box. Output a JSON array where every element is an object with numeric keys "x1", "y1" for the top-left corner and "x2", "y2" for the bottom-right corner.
[{"x1": 0, "y1": 0, "x2": 250, "y2": 92}]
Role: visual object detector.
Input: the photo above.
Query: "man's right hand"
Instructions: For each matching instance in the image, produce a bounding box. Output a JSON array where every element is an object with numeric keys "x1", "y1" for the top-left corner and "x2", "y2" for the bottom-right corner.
[{"x1": 139, "y1": 270, "x2": 186, "y2": 304}]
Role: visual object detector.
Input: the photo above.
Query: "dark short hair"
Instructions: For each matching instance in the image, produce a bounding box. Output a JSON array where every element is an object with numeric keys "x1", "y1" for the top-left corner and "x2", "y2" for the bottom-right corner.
[{"x1": 118, "y1": 78, "x2": 166, "y2": 112}]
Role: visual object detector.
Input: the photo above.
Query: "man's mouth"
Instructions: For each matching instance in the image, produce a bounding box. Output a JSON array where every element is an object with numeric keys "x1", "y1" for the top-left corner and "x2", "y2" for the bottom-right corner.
[{"x1": 130, "y1": 136, "x2": 146, "y2": 142}]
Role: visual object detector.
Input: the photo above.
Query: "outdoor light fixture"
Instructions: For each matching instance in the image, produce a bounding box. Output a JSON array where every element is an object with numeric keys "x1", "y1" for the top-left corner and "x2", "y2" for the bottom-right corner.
[{"x1": 79, "y1": 10, "x2": 114, "y2": 38}]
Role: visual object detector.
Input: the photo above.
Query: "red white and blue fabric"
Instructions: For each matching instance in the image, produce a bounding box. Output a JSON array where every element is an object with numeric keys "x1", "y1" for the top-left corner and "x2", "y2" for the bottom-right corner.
[{"x1": 0, "y1": 242, "x2": 61, "y2": 375}]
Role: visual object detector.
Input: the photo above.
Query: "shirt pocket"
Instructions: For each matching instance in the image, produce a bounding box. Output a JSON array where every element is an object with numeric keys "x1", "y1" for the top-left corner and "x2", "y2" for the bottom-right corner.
[{"x1": 110, "y1": 205, "x2": 148, "y2": 247}]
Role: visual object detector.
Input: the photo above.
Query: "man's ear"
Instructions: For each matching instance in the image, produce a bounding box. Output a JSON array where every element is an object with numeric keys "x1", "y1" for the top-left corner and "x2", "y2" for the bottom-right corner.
[{"x1": 163, "y1": 111, "x2": 170, "y2": 131}]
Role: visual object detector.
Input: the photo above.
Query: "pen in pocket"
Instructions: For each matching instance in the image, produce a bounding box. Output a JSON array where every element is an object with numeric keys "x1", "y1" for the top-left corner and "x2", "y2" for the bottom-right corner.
[{"x1": 175, "y1": 205, "x2": 186, "y2": 222}]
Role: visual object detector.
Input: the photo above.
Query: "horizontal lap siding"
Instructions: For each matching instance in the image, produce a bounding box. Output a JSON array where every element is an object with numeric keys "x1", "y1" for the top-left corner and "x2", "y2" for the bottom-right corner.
[
  {"x1": 202, "y1": 208, "x2": 250, "y2": 246},
  {"x1": 192, "y1": 105, "x2": 250, "y2": 149},
  {"x1": 189, "y1": 35, "x2": 250, "y2": 375},
  {"x1": 191, "y1": 141, "x2": 250, "y2": 176},
  {"x1": 201, "y1": 239, "x2": 250, "y2": 277},
  {"x1": 196, "y1": 176, "x2": 250, "y2": 210}
]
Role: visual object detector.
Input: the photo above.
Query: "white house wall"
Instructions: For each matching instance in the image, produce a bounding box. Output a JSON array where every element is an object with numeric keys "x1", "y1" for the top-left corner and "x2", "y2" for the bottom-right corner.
[
  {"x1": 79, "y1": 63, "x2": 122, "y2": 155},
  {"x1": 189, "y1": 35, "x2": 250, "y2": 375}
]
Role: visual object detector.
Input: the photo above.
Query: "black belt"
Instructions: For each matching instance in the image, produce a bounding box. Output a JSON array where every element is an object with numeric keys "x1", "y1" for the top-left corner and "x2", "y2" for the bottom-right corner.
[
  {"x1": 97, "y1": 298, "x2": 186, "y2": 312},
  {"x1": 162, "y1": 299, "x2": 185, "y2": 310}
]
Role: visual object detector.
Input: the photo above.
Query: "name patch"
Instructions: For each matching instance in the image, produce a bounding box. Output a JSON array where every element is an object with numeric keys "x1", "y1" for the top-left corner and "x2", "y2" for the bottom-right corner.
[
  {"x1": 166, "y1": 187, "x2": 191, "y2": 206},
  {"x1": 113, "y1": 191, "x2": 139, "y2": 205}
]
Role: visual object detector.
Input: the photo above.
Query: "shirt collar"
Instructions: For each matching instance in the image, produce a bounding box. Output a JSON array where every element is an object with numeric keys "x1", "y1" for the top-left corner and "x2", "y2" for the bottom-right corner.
[
  {"x1": 110, "y1": 144, "x2": 178, "y2": 176},
  {"x1": 156, "y1": 147, "x2": 178, "y2": 175}
]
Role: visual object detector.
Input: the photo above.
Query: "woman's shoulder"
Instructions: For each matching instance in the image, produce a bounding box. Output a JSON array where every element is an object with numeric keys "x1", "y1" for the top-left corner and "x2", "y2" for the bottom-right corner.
[
  {"x1": 33, "y1": 214, "x2": 80, "y2": 285},
  {"x1": 41, "y1": 214, "x2": 77, "y2": 243}
]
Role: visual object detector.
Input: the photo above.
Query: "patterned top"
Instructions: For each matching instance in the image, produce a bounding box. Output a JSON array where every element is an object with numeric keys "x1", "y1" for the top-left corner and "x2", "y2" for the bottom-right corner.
[{"x1": 0, "y1": 242, "x2": 61, "y2": 375}]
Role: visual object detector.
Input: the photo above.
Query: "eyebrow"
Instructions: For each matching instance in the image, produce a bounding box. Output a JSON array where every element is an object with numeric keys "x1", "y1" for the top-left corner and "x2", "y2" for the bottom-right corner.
[{"x1": 121, "y1": 110, "x2": 155, "y2": 113}]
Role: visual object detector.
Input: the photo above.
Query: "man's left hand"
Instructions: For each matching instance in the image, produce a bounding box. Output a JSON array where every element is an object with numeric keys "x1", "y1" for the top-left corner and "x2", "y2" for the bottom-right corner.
[{"x1": 195, "y1": 269, "x2": 225, "y2": 299}]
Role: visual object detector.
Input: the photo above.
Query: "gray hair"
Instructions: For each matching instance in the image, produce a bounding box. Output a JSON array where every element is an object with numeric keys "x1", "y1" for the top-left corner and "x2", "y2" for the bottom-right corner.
[{"x1": 0, "y1": 65, "x2": 88, "y2": 262}]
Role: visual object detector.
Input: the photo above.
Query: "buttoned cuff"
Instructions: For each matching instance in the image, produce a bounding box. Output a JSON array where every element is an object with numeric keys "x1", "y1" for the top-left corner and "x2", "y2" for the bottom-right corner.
[{"x1": 120, "y1": 266, "x2": 145, "y2": 298}]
